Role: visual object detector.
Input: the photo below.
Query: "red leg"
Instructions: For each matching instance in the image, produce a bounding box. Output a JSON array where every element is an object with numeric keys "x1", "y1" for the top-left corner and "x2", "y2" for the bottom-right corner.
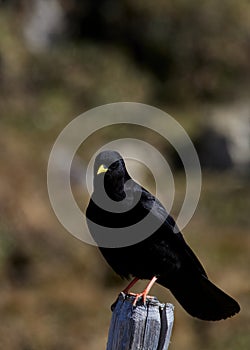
[
  {"x1": 122, "y1": 277, "x2": 139, "y2": 294},
  {"x1": 132, "y1": 276, "x2": 158, "y2": 305}
]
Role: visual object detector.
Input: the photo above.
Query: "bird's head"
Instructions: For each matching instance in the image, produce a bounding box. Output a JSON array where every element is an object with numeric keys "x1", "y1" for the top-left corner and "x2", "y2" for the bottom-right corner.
[{"x1": 93, "y1": 150, "x2": 130, "y2": 199}]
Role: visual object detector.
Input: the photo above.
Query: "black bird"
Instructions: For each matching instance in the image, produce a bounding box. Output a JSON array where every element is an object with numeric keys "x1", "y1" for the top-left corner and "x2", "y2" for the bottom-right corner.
[{"x1": 86, "y1": 150, "x2": 240, "y2": 321}]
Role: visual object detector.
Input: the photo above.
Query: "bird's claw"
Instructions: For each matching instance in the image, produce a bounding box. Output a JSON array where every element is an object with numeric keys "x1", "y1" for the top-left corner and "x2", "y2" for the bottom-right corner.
[{"x1": 128, "y1": 292, "x2": 153, "y2": 306}]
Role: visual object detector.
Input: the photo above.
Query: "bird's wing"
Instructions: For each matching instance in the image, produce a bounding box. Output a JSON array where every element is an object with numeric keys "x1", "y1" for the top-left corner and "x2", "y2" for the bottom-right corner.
[
  {"x1": 135, "y1": 183, "x2": 178, "y2": 232},
  {"x1": 135, "y1": 183, "x2": 208, "y2": 277}
]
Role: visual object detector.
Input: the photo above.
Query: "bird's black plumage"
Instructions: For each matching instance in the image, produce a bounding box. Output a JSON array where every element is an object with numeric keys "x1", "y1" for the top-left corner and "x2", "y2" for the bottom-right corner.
[{"x1": 86, "y1": 150, "x2": 240, "y2": 321}]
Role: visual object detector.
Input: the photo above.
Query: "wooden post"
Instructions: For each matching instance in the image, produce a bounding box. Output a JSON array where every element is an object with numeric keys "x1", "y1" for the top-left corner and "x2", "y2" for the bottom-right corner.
[{"x1": 106, "y1": 292, "x2": 174, "y2": 350}]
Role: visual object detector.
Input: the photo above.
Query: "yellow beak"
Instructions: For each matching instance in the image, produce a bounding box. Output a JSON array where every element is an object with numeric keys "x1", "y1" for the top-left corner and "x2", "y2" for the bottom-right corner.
[{"x1": 97, "y1": 164, "x2": 108, "y2": 175}]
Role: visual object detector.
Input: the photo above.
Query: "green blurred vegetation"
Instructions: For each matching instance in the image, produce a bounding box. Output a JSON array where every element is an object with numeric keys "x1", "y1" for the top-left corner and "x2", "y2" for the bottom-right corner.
[{"x1": 0, "y1": 1, "x2": 250, "y2": 349}]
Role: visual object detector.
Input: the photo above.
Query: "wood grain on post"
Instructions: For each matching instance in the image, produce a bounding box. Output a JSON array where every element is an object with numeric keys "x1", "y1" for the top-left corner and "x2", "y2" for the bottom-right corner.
[{"x1": 106, "y1": 292, "x2": 174, "y2": 350}]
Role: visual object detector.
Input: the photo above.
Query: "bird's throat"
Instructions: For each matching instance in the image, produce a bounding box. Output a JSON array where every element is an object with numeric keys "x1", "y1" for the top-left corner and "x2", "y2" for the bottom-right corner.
[{"x1": 104, "y1": 177, "x2": 126, "y2": 201}]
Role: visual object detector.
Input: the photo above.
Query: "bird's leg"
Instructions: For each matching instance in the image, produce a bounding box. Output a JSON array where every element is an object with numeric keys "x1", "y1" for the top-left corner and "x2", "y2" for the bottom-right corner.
[
  {"x1": 132, "y1": 276, "x2": 158, "y2": 306},
  {"x1": 122, "y1": 277, "x2": 140, "y2": 294}
]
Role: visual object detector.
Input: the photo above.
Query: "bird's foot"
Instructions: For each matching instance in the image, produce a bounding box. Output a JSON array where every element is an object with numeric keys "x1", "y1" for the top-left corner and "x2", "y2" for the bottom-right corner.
[
  {"x1": 127, "y1": 276, "x2": 158, "y2": 306},
  {"x1": 122, "y1": 277, "x2": 139, "y2": 294},
  {"x1": 129, "y1": 291, "x2": 152, "y2": 305}
]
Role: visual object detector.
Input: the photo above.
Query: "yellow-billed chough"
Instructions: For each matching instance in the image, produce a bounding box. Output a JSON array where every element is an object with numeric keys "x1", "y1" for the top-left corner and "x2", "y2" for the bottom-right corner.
[{"x1": 86, "y1": 150, "x2": 240, "y2": 321}]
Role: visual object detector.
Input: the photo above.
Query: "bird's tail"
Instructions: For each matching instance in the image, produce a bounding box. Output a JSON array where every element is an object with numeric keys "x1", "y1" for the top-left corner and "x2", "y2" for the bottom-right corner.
[{"x1": 161, "y1": 273, "x2": 240, "y2": 321}]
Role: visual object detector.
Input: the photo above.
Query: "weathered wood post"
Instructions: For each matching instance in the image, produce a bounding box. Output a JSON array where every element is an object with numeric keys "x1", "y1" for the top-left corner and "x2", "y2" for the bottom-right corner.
[{"x1": 106, "y1": 293, "x2": 174, "y2": 350}]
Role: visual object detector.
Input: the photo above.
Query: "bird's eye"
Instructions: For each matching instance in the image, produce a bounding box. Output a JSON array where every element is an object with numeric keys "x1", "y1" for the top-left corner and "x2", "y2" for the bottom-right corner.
[{"x1": 109, "y1": 162, "x2": 118, "y2": 170}]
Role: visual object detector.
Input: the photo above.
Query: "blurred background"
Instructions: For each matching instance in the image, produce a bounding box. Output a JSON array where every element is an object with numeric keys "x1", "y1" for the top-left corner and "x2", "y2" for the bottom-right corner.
[{"x1": 0, "y1": 1, "x2": 250, "y2": 349}]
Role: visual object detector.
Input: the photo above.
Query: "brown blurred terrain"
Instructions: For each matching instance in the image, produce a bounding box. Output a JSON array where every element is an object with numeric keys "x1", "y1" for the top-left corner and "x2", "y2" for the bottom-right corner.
[{"x1": 0, "y1": 1, "x2": 250, "y2": 349}]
